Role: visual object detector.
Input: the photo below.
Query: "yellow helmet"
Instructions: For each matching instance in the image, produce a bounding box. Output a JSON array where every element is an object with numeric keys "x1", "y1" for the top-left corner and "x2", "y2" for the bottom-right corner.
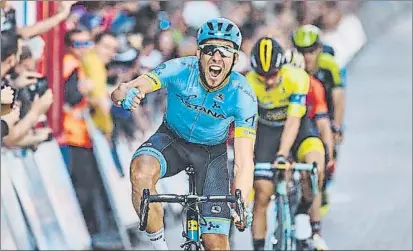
[{"x1": 292, "y1": 25, "x2": 321, "y2": 50}]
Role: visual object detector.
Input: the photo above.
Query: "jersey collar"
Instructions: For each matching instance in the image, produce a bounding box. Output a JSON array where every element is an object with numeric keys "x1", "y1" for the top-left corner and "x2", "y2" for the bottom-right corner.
[{"x1": 199, "y1": 75, "x2": 231, "y2": 92}]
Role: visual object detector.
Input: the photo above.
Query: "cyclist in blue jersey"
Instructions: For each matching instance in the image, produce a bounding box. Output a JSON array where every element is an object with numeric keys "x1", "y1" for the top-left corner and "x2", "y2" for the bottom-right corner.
[{"x1": 111, "y1": 18, "x2": 257, "y2": 250}]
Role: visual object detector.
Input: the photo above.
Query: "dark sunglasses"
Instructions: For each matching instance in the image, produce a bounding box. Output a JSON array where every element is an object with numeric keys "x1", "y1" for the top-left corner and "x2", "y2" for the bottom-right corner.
[
  {"x1": 296, "y1": 44, "x2": 319, "y2": 54},
  {"x1": 72, "y1": 40, "x2": 94, "y2": 48},
  {"x1": 199, "y1": 44, "x2": 238, "y2": 58}
]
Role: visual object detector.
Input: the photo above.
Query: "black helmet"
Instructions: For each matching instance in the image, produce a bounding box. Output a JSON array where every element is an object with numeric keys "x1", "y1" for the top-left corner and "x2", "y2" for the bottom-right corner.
[{"x1": 250, "y1": 37, "x2": 285, "y2": 77}]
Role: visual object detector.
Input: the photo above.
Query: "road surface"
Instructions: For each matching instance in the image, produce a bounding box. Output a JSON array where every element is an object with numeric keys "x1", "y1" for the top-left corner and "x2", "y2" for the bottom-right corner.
[{"x1": 134, "y1": 10, "x2": 412, "y2": 250}]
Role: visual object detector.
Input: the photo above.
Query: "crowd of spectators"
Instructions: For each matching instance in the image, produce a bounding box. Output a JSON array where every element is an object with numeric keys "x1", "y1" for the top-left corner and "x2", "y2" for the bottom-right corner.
[{"x1": 1, "y1": 0, "x2": 360, "y2": 243}]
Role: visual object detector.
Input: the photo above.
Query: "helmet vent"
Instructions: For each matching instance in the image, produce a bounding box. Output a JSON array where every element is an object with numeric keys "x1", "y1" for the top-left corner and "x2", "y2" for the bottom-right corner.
[
  {"x1": 207, "y1": 22, "x2": 214, "y2": 30},
  {"x1": 226, "y1": 24, "x2": 234, "y2": 32},
  {"x1": 217, "y1": 22, "x2": 223, "y2": 31}
]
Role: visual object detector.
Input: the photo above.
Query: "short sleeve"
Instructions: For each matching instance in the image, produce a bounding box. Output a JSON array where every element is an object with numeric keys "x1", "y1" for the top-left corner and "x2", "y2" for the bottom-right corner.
[
  {"x1": 141, "y1": 57, "x2": 186, "y2": 91},
  {"x1": 319, "y1": 53, "x2": 343, "y2": 87},
  {"x1": 287, "y1": 69, "x2": 309, "y2": 118},
  {"x1": 233, "y1": 80, "x2": 258, "y2": 140}
]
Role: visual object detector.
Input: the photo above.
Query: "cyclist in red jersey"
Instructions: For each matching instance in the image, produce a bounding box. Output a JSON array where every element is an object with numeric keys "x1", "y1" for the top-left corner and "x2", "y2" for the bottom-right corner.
[
  {"x1": 307, "y1": 76, "x2": 335, "y2": 167},
  {"x1": 286, "y1": 49, "x2": 335, "y2": 217}
]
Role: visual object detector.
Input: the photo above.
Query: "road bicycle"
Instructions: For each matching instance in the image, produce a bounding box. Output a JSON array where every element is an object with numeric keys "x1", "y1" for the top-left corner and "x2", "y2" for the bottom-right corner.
[
  {"x1": 139, "y1": 165, "x2": 246, "y2": 250},
  {"x1": 256, "y1": 162, "x2": 318, "y2": 251}
]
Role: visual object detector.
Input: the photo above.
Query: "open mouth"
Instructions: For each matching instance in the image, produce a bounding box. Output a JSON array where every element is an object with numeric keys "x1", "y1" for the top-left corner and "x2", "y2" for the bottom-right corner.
[{"x1": 209, "y1": 65, "x2": 222, "y2": 78}]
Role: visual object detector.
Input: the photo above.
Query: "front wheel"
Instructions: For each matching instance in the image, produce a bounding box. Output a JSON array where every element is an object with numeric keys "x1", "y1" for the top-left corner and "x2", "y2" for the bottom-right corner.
[
  {"x1": 184, "y1": 243, "x2": 200, "y2": 251},
  {"x1": 272, "y1": 195, "x2": 294, "y2": 251}
]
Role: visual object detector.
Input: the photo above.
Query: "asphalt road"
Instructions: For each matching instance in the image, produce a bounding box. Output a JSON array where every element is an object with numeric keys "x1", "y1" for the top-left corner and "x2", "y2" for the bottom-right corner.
[{"x1": 134, "y1": 10, "x2": 412, "y2": 251}]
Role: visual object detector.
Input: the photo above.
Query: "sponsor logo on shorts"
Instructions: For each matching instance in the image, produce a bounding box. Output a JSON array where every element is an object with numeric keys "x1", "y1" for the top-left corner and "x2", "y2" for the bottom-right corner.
[
  {"x1": 211, "y1": 205, "x2": 222, "y2": 214},
  {"x1": 207, "y1": 222, "x2": 220, "y2": 231}
]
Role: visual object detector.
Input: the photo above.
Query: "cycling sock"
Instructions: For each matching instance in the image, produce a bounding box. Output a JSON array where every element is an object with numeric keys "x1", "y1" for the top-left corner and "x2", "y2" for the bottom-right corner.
[
  {"x1": 311, "y1": 221, "x2": 321, "y2": 235},
  {"x1": 252, "y1": 239, "x2": 265, "y2": 251},
  {"x1": 147, "y1": 228, "x2": 169, "y2": 250},
  {"x1": 295, "y1": 214, "x2": 312, "y2": 240}
]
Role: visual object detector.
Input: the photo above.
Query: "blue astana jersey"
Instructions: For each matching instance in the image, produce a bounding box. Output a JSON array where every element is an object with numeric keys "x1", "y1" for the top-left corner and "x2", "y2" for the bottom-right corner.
[{"x1": 141, "y1": 56, "x2": 258, "y2": 145}]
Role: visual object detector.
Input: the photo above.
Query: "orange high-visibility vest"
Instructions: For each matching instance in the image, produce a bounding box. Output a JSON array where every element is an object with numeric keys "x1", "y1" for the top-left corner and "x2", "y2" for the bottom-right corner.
[{"x1": 57, "y1": 53, "x2": 92, "y2": 148}]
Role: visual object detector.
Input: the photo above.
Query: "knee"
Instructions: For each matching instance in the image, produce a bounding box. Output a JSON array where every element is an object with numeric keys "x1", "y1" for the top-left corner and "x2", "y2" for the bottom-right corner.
[
  {"x1": 130, "y1": 155, "x2": 160, "y2": 187},
  {"x1": 297, "y1": 137, "x2": 325, "y2": 164},
  {"x1": 254, "y1": 188, "x2": 272, "y2": 209},
  {"x1": 202, "y1": 234, "x2": 229, "y2": 250}
]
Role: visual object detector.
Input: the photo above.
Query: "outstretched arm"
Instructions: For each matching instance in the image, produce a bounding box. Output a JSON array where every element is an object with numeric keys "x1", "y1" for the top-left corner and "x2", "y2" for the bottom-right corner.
[{"x1": 110, "y1": 76, "x2": 155, "y2": 106}]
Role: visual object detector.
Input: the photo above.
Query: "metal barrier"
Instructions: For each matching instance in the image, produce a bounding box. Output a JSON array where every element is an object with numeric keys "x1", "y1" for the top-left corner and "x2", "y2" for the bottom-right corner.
[
  {"x1": 1, "y1": 142, "x2": 91, "y2": 250},
  {"x1": 1, "y1": 152, "x2": 35, "y2": 250},
  {"x1": 84, "y1": 111, "x2": 138, "y2": 250},
  {"x1": 3, "y1": 149, "x2": 68, "y2": 249},
  {"x1": 1, "y1": 204, "x2": 18, "y2": 250},
  {"x1": 32, "y1": 140, "x2": 91, "y2": 250}
]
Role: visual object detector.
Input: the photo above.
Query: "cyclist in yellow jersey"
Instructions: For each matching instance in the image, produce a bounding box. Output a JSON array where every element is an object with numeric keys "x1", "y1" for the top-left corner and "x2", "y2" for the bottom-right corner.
[{"x1": 247, "y1": 37, "x2": 328, "y2": 250}]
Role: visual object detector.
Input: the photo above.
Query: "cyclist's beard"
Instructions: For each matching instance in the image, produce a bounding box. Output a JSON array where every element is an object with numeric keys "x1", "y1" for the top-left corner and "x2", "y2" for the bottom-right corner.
[{"x1": 198, "y1": 53, "x2": 235, "y2": 89}]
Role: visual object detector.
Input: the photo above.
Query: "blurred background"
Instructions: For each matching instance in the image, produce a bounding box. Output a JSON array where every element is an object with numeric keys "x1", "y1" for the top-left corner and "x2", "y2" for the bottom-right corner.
[{"x1": 1, "y1": 1, "x2": 411, "y2": 250}]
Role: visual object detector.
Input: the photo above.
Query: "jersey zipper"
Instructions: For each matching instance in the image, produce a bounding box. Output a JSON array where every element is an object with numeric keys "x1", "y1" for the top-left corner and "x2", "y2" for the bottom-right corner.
[{"x1": 188, "y1": 91, "x2": 209, "y2": 141}]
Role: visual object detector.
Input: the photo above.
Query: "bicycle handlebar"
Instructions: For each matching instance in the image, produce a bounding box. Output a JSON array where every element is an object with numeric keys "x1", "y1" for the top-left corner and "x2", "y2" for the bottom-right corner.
[
  {"x1": 138, "y1": 189, "x2": 246, "y2": 232},
  {"x1": 274, "y1": 161, "x2": 317, "y2": 172},
  {"x1": 274, "y1": 161, "x2": 319, "y2": 196},
  {"x1": 148, "y1": 194, "x2": 238, "y2": 203}
]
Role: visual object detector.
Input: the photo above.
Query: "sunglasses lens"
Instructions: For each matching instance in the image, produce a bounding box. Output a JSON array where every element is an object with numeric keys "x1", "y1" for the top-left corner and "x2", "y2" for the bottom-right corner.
[
  {"x1": 216, "y1": 47, "x2": 232, "y2": 58},
  {"x1": 201, "y1": 45, "x2": 235, "y2": 58},
  {"x1": 201, "y1": 45, "x2": 216, "y2": 56},
  {"x1": 297, "y1": 46, "x2": 317, "y2": 54}
]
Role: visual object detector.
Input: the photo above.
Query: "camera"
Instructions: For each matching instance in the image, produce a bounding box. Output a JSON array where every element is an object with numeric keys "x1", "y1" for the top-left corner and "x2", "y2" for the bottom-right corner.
[
  {"x1": 12, "y1": 76, "x2": 49, "y2": 120},
  {"x1": 26, "y1": 77, "x2": 49, "y2": 102}
]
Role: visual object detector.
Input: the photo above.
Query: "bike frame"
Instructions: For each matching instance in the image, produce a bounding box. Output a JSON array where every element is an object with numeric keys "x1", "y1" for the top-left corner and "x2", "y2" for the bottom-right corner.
[{"x1": 184, "y1": 166, "x2": 201, "y2": 250}]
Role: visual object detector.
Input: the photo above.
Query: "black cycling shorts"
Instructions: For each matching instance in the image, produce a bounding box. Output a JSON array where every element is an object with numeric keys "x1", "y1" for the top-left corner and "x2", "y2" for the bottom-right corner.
[
  {"x1": 132, "y1": 122, "x2": 233, "y2": 236},
  {"x1": 254, "y1": 116, "x2": 323, "y2": 181}
]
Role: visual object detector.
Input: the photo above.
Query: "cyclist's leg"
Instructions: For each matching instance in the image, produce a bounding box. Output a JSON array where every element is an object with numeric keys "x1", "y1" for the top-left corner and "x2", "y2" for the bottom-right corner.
[
  {"x1": 294, "y1": 118, "x2": 327, "y2": 249},
  {"x1": 321, "y1": 142, "x2": 331, "y2": 216},
  {"x1": 295, "y1": 137, "x2": 325, "y2": 223},
  {"x1": 252, "y1": 122, "x2": 282, "y2": 251},
  {"x1": 130, "y1": 123, "x2": 187, "y2": 248},
  {"x1": 310, "y1": 117, "x2": 330, "y2": 215}
]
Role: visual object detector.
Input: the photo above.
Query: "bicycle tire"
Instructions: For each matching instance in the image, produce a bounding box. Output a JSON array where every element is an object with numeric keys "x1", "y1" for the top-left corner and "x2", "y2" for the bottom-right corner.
[
  {"x1": 272, "y1": 195, "x2": 294, "y2": 251},
  {"x1": 184, "y1": 243, "x2": 200, "y2": 251}
]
